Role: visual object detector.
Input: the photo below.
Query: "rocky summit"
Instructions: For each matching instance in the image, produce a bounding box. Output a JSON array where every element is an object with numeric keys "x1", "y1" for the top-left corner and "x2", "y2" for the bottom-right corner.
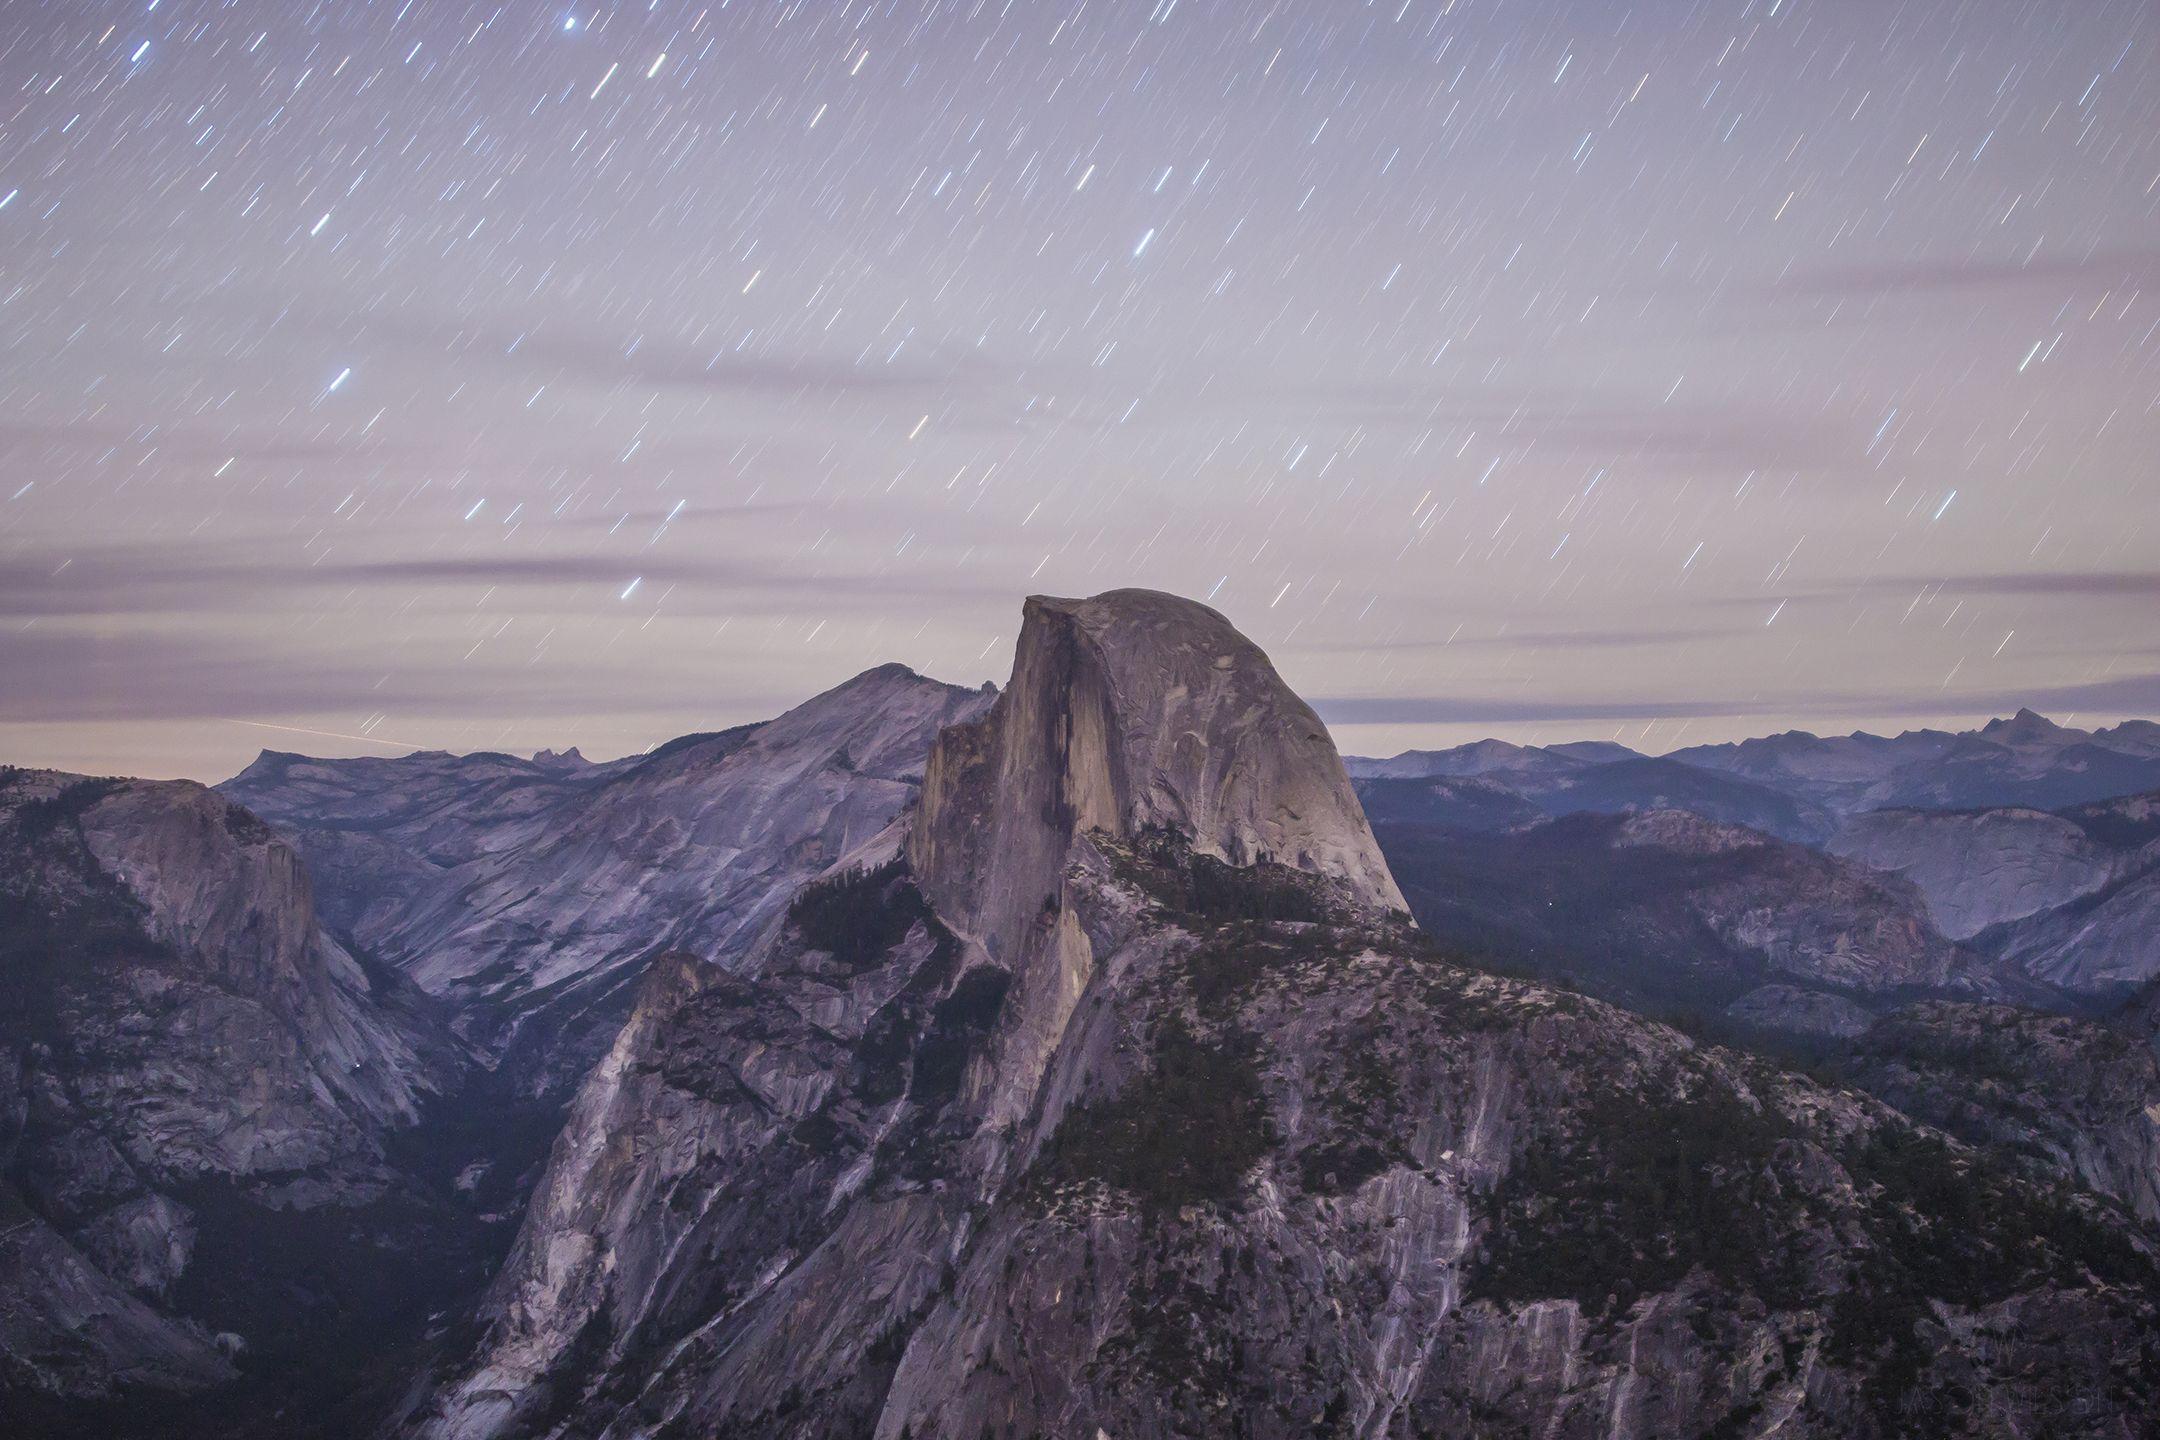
[{"x1": 8, "y1": 590, "x2": 2160, "y2": 1440}]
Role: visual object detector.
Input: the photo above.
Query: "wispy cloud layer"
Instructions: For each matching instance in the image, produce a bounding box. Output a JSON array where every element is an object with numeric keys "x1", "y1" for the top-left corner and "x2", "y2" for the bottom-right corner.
[
  {"x1": 1772, "y1": 247, "x2": 2160, "y2": 298},
  {"x1": 1317, "y1": 674, "x2": 2160, "y2": 730}
]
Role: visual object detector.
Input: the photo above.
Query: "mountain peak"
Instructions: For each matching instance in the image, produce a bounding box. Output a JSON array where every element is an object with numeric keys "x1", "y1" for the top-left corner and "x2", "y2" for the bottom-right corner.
[
  {"x1": 1023, "y1": 592, "x2": 1399, "y2": 911},
  {"x1": 782, "y1": 660, "x2": 968, "y2": 718},
  {"x1": 901, "y1": 587, "x2": 1403, "y2": 1152},
  {"x1": 912, "y1": 588, "x2": 1403, "y2": 956},
  {"x1": 847, "y1": 659, "x2": 927, "y2": 684},
  {"x1": 1983, "y1": 707, "x2": 2075, "y2": 744}
]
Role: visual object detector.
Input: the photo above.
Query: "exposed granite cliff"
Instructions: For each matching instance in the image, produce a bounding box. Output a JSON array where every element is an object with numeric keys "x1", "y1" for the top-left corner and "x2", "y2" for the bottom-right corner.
[
  {"x1": 905, "y1": 589, "x2": 1404, "y2": 1145},
  {"x1": 1988, "y1": 866, "x2": 2160, "y2": 999},
  {"x1": 910, "y1": 589, "x2": 1406, "y2": 932},
  {"x1": 1830, "y1": 805, "x2": 2132, "y2": 940},
  {"x1": 0, "y1": 767, "x2": 471, "y2": 1425},
  {"x1": 1822, "y1": 790, "x2": 2160, "y2": 1001}
]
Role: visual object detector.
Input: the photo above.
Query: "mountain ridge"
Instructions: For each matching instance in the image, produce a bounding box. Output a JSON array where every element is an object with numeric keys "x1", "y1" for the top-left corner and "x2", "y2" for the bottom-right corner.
[
  {"x1": 10, "y1": 598, "x2": 2160, "y2": 1439},
  {"x1": 219, "y1": 663, "x2": 996, "y2": 1096},
  {"x1": 1349, "y1": 706, "x2": 2160, "y2": 824},
  {"x1": 399, "y1": 591, "x2": 2160, "y2": 1440}
]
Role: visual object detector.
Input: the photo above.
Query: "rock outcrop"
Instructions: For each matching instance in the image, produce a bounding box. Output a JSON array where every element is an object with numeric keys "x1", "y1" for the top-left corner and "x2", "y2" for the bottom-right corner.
[
  {"x1": 905, "y1": 589, "x2": 1403, "y2": 1140},
  {"x1": 1830, "y1": 805, "x2": 2132, "y2": 940},
  {"x1": 0, "y1": 768, "x2": 470, "y2": 1420},
  {"x1": 13, "y1": 596, "x2": 2158, "y2": 1439},
  {"x1": 1988, "y1": 867, "x2": 2160, "y2": 998},
  {"x1": 1723, "y1": 983, "x2": 1878, "y2": 1041},
  {"x1": 1821, "y1": 790, "x2": 2160, "y2": 1001},
  {"x1": 1843, "y1": 1001, "x2": 2160, "y2": 1225}
]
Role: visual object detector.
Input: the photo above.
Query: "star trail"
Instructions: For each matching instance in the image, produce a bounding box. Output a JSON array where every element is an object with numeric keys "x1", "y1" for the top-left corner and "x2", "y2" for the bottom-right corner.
[{"x1": 0, "y1": 0, "x2": 2154, "y2": 777}]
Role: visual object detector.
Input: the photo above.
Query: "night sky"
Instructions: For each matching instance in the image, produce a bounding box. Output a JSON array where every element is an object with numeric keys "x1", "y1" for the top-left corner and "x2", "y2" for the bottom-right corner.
[{"x1": 2, "y1": 0, "x2": 2155, "y2": 780}]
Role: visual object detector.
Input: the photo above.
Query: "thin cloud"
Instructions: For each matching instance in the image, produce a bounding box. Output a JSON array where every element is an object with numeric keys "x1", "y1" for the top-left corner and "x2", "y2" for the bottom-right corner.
[
  {"x1": 501, "y1": 325, "x2": 976, "y2": 397},
  {"x1": 244, "y1": 300, "x2": 990, "y2": 401},
  {"x1": 1176, "y1": 381, "x2": 1855, "y2": 471},
  {"x1": 0, "y1": 418, "x2": 425, "y2": 464},
  {"x1": 1773, "y1": 247, "x2": 2160, "y2": 298},
  {"x1": 1879, "y1": 571, "x2": 2160, "y2": 598},
  {"x1": 0, "y1": 624, "x2": 951, "y2": 726},
  {"x1": 1325, "y1": 626, "x2": 1744, "y2": 656},
  {"x1": 1990, "y1": 672, "x2": 2160, "y2": 716},
  {"x1": 1314, "y1": 696, "x2": 1788, "y2": 726},
  {"x1": 1695, "y1": 571, "x2": 2160, "y2": 612},
  {"x1": 0, "y1": 629, "x2": 431, "y2": 723},
  {"x1": 0, "y1": 544, "x2": 1013, "y2": 620},
  {"x1": 1316, "y1": 677, "x2": 2160, "y2": 731}
]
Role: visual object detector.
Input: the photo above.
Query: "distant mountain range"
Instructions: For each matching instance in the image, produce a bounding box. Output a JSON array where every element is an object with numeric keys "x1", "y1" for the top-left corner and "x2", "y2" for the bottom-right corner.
[
  {"x1": 5, "y1": 608, "x2": 2158, "y2": 1439},
  {"x1": 1348, "y1": 709, "x2": 2160, "y2": 1012},
  {"x1": 1347, "y1": 709, "x2": 2160, "y2": 839}
]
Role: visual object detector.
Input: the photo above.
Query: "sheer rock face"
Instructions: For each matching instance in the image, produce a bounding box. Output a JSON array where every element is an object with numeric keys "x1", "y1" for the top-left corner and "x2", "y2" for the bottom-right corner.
[
  {"x1": 412, "y1": 590, "x2": 1410, "y2": 1438},
  {"x1": 1824, "y1": 791, "x2": 2160, "y2": 999},
  {"x1": 1605, "y1": 812, "x2": 1979, "y2": 997},
  {"x1": 0, "y1": 769, "x2": 464, "y2": 1406},
  {"x1": 402, "y1": 891, "x2": 992, "y2": 1440},
  {"x1": 1990, "y1": 866, "x2": 2160, "y2": 998},
  {"x1": 910, "y1": 589, "x2": 1405, "y2": 945},
  {"x1": 1829, "y1": 806, "x2": 2130, "y2": 940},
  {"x1": 0, "y1": 772, "x2": 453, "y2": 1192},
  {"x1": 412, "y1": 848, "x2": 2160, "y2": 1440},
  {"x1": 66, "y1": 779, "x2": 451, "y2": 1151},
  {"x1": 0, "y1": 1213, "x2": 234, "y2": 1401},
  {"x1": 405, "y1": 592, "x2": 2160, "y2": 1440}
]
